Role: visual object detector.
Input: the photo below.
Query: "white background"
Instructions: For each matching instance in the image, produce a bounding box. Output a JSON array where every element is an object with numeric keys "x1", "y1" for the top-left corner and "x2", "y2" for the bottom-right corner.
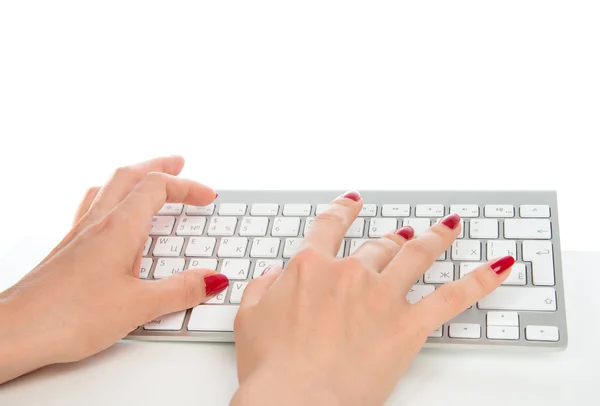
[{"x1": 1, "y1": 0, "x2": 599, "y2": 258}]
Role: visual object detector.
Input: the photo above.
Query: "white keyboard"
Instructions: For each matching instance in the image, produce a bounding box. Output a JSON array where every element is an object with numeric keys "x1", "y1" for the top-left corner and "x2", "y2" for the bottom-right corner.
[{"x1": 126, "y1": 190, "x2": 568, "y2": 349}]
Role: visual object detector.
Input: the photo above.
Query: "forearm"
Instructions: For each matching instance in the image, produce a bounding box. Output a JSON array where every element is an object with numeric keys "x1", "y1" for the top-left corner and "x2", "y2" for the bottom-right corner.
[{"x1": 230, "y1": 367, "x2": 341, "y2": 406}]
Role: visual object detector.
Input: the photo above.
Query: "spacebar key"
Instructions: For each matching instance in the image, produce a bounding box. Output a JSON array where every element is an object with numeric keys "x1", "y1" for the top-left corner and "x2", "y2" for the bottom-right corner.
[
  {"x1": 478, "y1": 287, "x2": 557, "y2": 311},
  {"x1": 188, "y1": 305, "x2": 239, "y2": 331}
]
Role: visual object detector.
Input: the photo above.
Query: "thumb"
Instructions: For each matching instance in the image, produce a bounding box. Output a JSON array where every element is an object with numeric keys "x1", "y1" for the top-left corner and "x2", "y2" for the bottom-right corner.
[
  {"x1": 239, "y1": 265, "x2": 282, "y2": 309},
  {"x1": 146, "y1": 269, "x2": 229, "y2": 316}
]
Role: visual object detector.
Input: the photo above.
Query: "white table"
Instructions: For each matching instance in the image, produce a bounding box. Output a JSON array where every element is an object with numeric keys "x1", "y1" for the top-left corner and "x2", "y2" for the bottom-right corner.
[{"x1": 0, "y1": 235, "x2": 597, "y2": 405}]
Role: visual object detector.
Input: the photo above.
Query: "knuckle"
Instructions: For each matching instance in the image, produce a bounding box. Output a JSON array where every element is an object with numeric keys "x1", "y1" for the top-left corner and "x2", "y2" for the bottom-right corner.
[
  {"x1": 376, "y1": 237, "x2": 401, "y2": 257},
  {"x1": 470, "y1": 269, "x2": 496, "y2": 293},
  {"x1": 439, "y1": 285, "x2": 467, "y2": 308},
  {"x1": 316, "y1": 208, "x2": 349, "y2": 228},
  {"x1": 181, "y1": 271, "x2": 201, "y2": 308},
  {"x1": 403, "y1": 239, "x2": 433, "y2": 260},
  {"x1": 112, "y1": 166, "x2": 139, "y2": 181}
]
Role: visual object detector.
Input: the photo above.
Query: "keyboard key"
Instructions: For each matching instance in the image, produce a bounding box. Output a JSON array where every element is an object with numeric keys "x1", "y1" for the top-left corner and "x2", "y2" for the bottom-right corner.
[
  {"x1": 272, "y1": 217, "x2": 300, "y2": 236},
  {"x1": 153, "y1": 237, "x2": 184, "y2": 257},
  {"x1": 315, "y1": 204, "x2": 329, "y2": 215},
  {"x1": 503, "y1": 263, "x2": 526, "y2": 285},
  {"x1": 450, "y1": 205, "x2": 479, "y2": 217},
  {"x1": 336, "y1": 241, "x2": 346, "y2": 258},
  {"x1": 150, "y1": 216, "x2": 175, "y2": 236},
  {"x1": 139, "y1": 258, "x2": 152, "y2": 279},
  {"x1": 144, "y1": 311, "x2": 186, "y2": 331},
  {"x1": 239, "y1": 217, "x2": 269, "y2": 236},
  {"x1": 415, "y1": 205, "x2": 444, "y2": 217},
  {"x1": 520, "y1": 205, "x2": 550, "y2": 218},
  {"x1": 303, "y1": 218, "x2": 316, "y2": 236},
  {"x1": 253, "y1": 259, "x2": 284, "y2": 278},
  {"x1": 487, "y1": 311, "x2": 519, "y2": 326},
  {"x1": 478, "y1": 287, "x2": 557, "y2": 311},
  {"x1": 158, "y1": 203, "x2": 183, "y2": 215},
  {"x1": 187, "y1": 258, "x2": 218, "y2": 271},
  {"x1": 176, "y1": 217, "x2": 207, "y2": 236},
  {"x1": 283, "y1": 204, "x2": 311, "y2": 216},
  {"x1": 345, "y1": 218, "x2": 365, "y2": 237},
  {"x1": 358, "y1": 204, "x2": 377, "y2": 217},
  {"x1": 406, "y1": 285, "x2": 435, "y2": 304},
  {"x1": 207, "y1": 217, "x2": 238, "y2": 236},
  {"x1": 469, "y1": 219, "x2": 498, "y2": 239},
  {"x1": 218, "y1": 203, "x2": 247, "y2": 215},
  {"x1": 525, "y1": 325, "x2": 559, "y2": 341},
  {"x1": 504, "y1": 219, "x2": 551, "y2": 239},
  {"x1": 424, "y1": 262, "x2": 454, "y2": 284},
  {"x1": 220, "y1": 259, "x2": 250, "y2": 280},
  {"x1": 368, "y1": 218, "x2": 398, "y2": 237},
  {"x1": 250, "y1": 238, "x2": 281, "y2": 258},
  {"x1": 186, "y1": 204, "x2": 215, "y2": 216},
  {"x1": 349, "y1": 239, "x2": 370, "y2": 255},
  {"x1": 250, "y1": 203, "x2": 279, "y2": 216},
  {"x1": 449, "y1": 323, "x2": 481, "y2": 339},
  {"x1": 229, "y1": 282, "x2": 248, "y2": 304},
  {"x1": 188, "y1": 305, "x2": 238, "y2": 332},
  {"x1": 459, "y1": 262, "x2": 484, "y2": 278},
  {"x1": 153, "y1": 258, "x2": 185, "y2": 278},
  {"x1": 185, "y1": 237, "x2": 216, "y2": 257},
  {"x1": 143, "y1": 237, "x2": 152, "y2": 256},
  {"x1": 206, "y1": 288, "x2": 228, "y2": 304},
  {"x1": 484, "y1": 205, "x2": 514, "y2": 218},
  {"x1": 452, "y1": 240, "x2": 481, "y2": 261},
  {"x1": 283, "y1": 238, "x2": 303, "y2": 258},
  {"x1": 381, "y1": 204, "x2": 410, "y2": 217},
  {"x1": 217, "y1": 238, "x2": 248, "y2": 257},
  {"x1": 428, "y1": 326, "x2": 443, "y2": 338},
  {"x1": 522, "y1": 241, "x2": 555, "y2": 286},
  {"x1": 402, "y1": 218, "x2": 430, "y2": 236},
  {"x1": 487, "y1": 326, "x2": 519, "y2": 340},
  {"x1": 487, "y1": 241, "x2": 517, "y2": 260}
]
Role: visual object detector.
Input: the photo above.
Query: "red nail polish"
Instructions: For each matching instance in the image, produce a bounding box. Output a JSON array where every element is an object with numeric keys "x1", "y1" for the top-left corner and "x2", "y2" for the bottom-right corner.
[
  {"x1": 261, "y1": 265, "x2": 272, "y2": 276},
  {"x1": 440, "y1": 213, "x2": 460, "y2": 229},
  {"x1": 214, "y1": 193, "x2": 219, "y2": 199},
  {"x1": 341, "y1": 190, "x2": 361, "y2": 202},
  {"x1": 204, "y1": 274, "x2": 229, "y2": 296},
  {"x1": 396, "y1": 226, "x2": 414, "y2": 240},
  {"x1": 490, "y1": 256, "x2": 515, "y2": 274}
]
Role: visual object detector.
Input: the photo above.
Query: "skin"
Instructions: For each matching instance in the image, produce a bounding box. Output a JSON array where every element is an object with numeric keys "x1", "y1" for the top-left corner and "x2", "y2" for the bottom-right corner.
[{"x1": 0, "y1": 156, "x2": 512, "y2": 405}]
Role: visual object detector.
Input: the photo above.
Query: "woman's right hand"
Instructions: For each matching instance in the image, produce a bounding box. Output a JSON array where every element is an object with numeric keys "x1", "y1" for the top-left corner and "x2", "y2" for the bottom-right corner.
[{"x1": 230, "y1": 191, "x2": 513, "y2": 406}]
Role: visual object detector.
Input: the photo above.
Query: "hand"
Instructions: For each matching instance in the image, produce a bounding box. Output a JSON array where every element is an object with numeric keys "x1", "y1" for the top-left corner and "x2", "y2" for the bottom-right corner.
[
  {"x1": 231, "y1": 191, "x2": 514, "y2": 406},
  {"x1": 0, "y1": 156, "x2": 228, "y2": 383}
]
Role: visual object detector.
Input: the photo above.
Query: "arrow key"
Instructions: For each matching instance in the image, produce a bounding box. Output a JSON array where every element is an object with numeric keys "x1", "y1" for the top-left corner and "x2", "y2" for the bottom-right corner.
[
  {"x1": 486, "y1": 311, "x2": 519, "y2": 326},
  {"x1": 487, "y1": 326, "x2": 519, "y2": 340}
]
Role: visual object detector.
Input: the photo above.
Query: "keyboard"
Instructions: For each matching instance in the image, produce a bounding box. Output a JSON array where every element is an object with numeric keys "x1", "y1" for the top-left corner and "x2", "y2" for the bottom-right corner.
[{"x1": 125, "y1": 190, "x2": 568, "y2": 350}]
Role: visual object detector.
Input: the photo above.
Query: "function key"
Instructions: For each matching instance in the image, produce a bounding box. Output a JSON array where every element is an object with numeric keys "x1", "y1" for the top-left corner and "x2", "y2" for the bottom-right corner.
[
  {"x1": 157, "y1": 203, "x2": 183, "y2": 215},
  {"x1": 520, "y1": 205, "x2": 550, "y2": 218},
  {"x1": 250, "y1": 203, "x2": 279, "y2": 216},
  {"x1": 186, "y1": 204, "x2": 215, "y2": 216},
  {"x1": 415, "y1": 205, "x2": 444, "y2": 217},
  {"x1": 381, "y1": 204, "x2": 410, "y2": 217},
  {"x1": 484, "y1": 205, "x2": 514, "y2": 218},
  {"x1": 358, "y1": 204, "x2": 377, "y2": 217},
  {"x1": 449, "y1": 205, "x2": 479, "y2": 217},
  {"x1": 315, "y1": 204, "x2": 329, "y2": 215},
  {"x1": 218, "y1": 203, "x2": 247, "y2": 216},
  {"x1": 283, "y1": 204, "x2": 311, "y2": 216}
]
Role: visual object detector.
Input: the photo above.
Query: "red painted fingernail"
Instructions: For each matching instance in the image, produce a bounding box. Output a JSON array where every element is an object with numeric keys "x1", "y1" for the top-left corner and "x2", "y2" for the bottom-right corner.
[
  {"x1": 490, "y1": 256, "x2": 515, "y2": 274},
  {"x1": 396, "y1": 226, "x2": 414, "y2": 240},
  {"x1": 261, "y1": 265, "x2": 272, "y2": 276},
  {"x1": 341, "y1": 190, "x2": 361, "y2": 202},
  {"x1": 440, "y1": 213, "x2": 460, "y2": 229},
  {"x1": 214, "y1": 193, "x2": 219, "y2": 199},
  {"x1": 204, "y1": 273, "x2": 229, "y2": 296}
]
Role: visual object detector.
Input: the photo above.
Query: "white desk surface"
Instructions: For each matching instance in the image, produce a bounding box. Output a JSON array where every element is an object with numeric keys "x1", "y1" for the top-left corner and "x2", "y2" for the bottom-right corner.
[{"x1": 0, "y1": 235, "x2": 598, "y2": 406}]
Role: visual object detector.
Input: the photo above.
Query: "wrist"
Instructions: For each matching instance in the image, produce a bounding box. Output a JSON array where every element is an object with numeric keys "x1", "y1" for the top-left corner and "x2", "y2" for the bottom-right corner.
[{"x1": 230, "y1": 364, "x2": 341, "y2": 406}]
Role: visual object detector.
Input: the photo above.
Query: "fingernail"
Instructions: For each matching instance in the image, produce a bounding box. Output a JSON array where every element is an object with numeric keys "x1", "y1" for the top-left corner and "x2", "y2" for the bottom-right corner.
[
  {"x1": 440, "y1": 213, "x2": 460, "y2": 229},
  {"x1": 204, "y1": 273, "x2": 229, "y2": 296},
  {"x1": 341, "y1": 190, "x2": 361, "y2": 202},
  {"x1": 261, "y1": 265, "x2": 272, "y2": 276},
  {"x1": 396, "y1": 226, "x2": 414, "y2": 240},
  {"x1": 214, "y1": 193, "x2": 219, "y2": 199},
  {"x1": 490, "y1": 256, "x2": 515, "y2": 274}
]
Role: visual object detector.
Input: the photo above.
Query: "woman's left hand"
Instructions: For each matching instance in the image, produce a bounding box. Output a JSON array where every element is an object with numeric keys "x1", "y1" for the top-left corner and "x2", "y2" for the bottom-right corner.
[{"x1": 0, "y1": 156, "x2": 227, "y2": 384}]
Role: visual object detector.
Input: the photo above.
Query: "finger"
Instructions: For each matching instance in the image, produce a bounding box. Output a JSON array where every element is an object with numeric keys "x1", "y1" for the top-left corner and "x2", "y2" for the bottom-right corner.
[
  {"x1": 239, "y1": 265, "x2": 283, "y2": 309},
  {"x1": 106, "y1": 172, "x2": 216, "y2": 252},
  {"x1": 143, "y1": 270, "x2": 229, "y2": 316},
  {"x1": 72, "y1": 186, "x2": 100, "y2": 226},
  {"x1": 85, "y1": 155, "x2": 186, "y2": 224},
  {"x1": 382, "y1": 213, "x2": 462, "y2": 291},
  {"x1": 301, "y1": 191, "x2": 363, "y2": 256},
  {"x1": 351, "y1": 226, "x2": 414, "y2": 272},
  {"x1": 412, "y1": 256, "x2": 514, "y2": 333}
]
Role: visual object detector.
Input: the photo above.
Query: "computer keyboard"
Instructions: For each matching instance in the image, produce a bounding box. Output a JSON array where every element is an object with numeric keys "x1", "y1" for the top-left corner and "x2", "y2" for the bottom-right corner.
[{"x1": 125, "y1": 190, "x2": 568, "y2": 350}]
